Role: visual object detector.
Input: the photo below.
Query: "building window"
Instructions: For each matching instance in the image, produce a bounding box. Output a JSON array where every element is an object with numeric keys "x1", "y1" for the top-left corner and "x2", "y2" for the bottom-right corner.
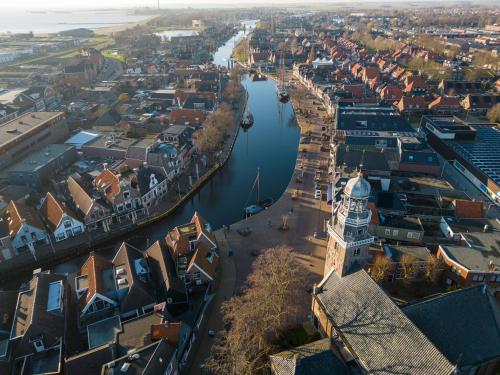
[
  {"x1": 64, "y1": 220, "x2": 72, "y2": 228},
  {"x1": 490, "y1": 275, "x2": 500, "y2": 282},
  {"x1": 384, "y1": 229, "x2": 391, "y2": 236},
  {"x1": 472, "y1": 274, "x2": 484, "y2": 282},
  {"x1": 353, "y1": 248, "x2": 361, "y2": 257},
  {"x1": 32, "y1": 338, "x2": 45, "y2": 353},
  {"x1": 31, "y1": 232, "x2": 37, "y2": 241},
  {"x1": 451, "y1": 266, "x2": 461, "y2": 276},
  {"x1": 392, "y1": 229, "x2": 399, "y2": 236}
]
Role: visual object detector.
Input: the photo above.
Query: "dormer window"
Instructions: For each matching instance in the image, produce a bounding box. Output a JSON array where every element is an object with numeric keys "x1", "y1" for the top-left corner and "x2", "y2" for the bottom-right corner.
[{"x1": 31, "y1": 336, "x2": 45, "y2": 353}]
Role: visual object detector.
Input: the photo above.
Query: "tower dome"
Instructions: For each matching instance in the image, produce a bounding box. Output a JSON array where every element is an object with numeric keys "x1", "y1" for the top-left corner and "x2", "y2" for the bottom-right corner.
[{"x1": 344, "y1": 172, "x2": 370, "y2": 198}]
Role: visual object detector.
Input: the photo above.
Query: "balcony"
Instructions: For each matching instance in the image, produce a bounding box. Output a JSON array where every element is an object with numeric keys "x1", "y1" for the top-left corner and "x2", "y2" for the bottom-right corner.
[
  {"x1": 337, "y1": 210, "x2": 371, "y2": 226},
  {"x1": 327, "y1": 223, "x2": 374, "y2": 249}
]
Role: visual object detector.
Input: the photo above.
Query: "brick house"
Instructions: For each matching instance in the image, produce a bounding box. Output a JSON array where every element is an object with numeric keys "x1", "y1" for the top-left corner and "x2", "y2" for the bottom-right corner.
[{"x1": 437, "y1": 217, "x2": 499, "y2": 288}]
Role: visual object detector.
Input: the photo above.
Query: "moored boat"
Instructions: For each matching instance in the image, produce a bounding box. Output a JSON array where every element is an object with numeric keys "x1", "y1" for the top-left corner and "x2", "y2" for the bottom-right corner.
[
  {"x1": 243, "y1": 204, "x2": 263, "y2": 217},
  {"x1": 241, "y1": 110, "x2": 254, "y2": 129}
]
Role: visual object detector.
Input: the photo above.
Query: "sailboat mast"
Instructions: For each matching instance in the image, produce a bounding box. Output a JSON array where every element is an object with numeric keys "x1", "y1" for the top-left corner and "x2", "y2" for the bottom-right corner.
[{"x1": 257, "y1": 168, "x2": 260, "y2": 203}]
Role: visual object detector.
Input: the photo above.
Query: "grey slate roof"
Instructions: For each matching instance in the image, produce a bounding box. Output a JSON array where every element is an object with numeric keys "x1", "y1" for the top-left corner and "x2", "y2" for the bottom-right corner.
[
  {"x1": 314, "y1": 269, "x2": 455, "y2": 375},
  {"x1": 137, "y1": 166, "x2": 167, "y2": 196},
  {"x1": 403, "y1": 285, "x2": 500, "y2": 370},
  {"x1": 270, "y1": 338, "x2": 351, "y2": 375}
]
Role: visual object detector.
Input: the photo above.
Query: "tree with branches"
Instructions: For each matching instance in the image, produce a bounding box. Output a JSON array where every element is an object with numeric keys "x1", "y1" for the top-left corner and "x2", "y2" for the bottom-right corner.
[
  {"x1": 486, "y1": 103, "x2": 500, "y2": 124},
  {"x1": 204, "y1": 246, "x2": 310, "y2": 375},
  {"x1": 370, "y1": 255, "x2": 392, "y2": 283},
  {"x1": 400, "y1": 254, "x2": 420, "y2": 282},
  {"x1": 424, "y1": 255, "x2": 443, "y2": 283}
]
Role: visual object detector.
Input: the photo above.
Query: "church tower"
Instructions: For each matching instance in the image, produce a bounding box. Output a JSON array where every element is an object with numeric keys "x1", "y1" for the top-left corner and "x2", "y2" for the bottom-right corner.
[{"x1": 324, "y1": 172, "x2": 374, "y2": 278}]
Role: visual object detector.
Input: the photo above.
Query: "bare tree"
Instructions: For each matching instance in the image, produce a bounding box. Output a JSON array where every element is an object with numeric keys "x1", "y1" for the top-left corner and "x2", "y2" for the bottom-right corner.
[
  {"x1": 293, "y1": 85, "x2": 308, "y2": 111},
  {"x1": 400, "y1": 254, "x2": 420, "y2": 281},
  {"x1": 204, "y1": 246, "x2": 310, "y2": 375},
  {"x1": 423, "y1": 255, "x2": 443, "y2": 283},
  {"x1": 194, "y1": 104, "x2": 234, "y2": 163},
  {"x1": 370, "y1": 255, "x2": 392, "y2": 283},
  {"x1": 486, "y1": 103, "x2": 500, "y2": 123},
  {"x1": 224, "y1": 78, "x2": 242, "y2": 104}
]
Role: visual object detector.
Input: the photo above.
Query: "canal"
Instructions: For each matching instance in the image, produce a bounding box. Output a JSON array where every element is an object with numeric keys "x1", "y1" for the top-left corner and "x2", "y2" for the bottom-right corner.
[
  {"x1": 50, "y1": 21, "x2": 299, "y2": 274},
  {"x1": 145, "y1": 20, "x2": 299, "y2": 239}
]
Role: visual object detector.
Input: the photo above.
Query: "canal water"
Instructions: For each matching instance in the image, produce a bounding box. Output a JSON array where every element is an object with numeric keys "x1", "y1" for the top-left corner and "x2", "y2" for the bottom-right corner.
[
  {"x1": 145, "y1": 20, "x2": 300, "y2": 239},
  {"x1": 146, "y1": 75, "x2": 299, "y2": 240},
  {"x1": 51, "y1": 21, "x2": 299, "y2": 274}
]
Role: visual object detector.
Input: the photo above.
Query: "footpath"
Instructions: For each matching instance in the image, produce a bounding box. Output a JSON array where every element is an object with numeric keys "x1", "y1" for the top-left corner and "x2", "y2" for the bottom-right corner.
[{"x1": 188, "y1": 69, "x2": 333, "y2": 371}]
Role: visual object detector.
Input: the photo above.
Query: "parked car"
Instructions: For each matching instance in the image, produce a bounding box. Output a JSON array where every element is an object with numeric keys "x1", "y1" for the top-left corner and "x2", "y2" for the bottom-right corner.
[{"x1": 314, "y1": 190, "x2": 322, "y2": 199}]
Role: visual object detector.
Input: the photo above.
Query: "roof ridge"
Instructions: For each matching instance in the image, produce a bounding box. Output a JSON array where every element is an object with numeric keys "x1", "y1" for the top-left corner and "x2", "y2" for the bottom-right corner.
[{"x1": 403, "y1": 284, "x2": 485, "y2": 310}]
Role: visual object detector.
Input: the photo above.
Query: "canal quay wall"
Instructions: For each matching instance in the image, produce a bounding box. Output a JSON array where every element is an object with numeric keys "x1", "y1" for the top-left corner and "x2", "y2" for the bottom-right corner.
[{"x1": 0, "y1": 89, "x2": 248, "y2": 284}]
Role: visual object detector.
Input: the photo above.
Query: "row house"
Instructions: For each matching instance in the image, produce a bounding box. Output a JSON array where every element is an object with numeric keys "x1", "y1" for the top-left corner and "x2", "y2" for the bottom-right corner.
[
  {"x1": 0, "y1": 193, "x2": 87, "y2": 262},
  {"x1": 2, "y1": 201, "x2": 49, "y2": 258},
  {"x1": 428, "y1": 96, "x2": 462, "y2": 115},
  {"x1": 380, "y1": 85, "x2": 403, "y2": 102},
  {"x1": 395, "y1": 96, "x2": 427, "y2": 115},
  {"x1": 438, "y1": 80, "x2": 483, "y2": 96},
  {"x1": 461, "y1": 94, "x2": 499, "y2": 114},
  {"x1": 40, "y1": 192, "x2": 85, "y2": 242},
  {"x1": 75, "y1": 243, "x2": 156, "y2": 329},
  {"x1": 67, "y1": 175, "x2": 112, "y2": 232},
  {"x1": 165, "y1": 212, "x2": 218, "y2": 290},
  {"x1": 93, "y1": 167, "x2": 145, "y2": 223},
  {"x1": 403, "y1": 75, "x2": 429, "y2": 95},
  {"x1": 4, "y1": 271, "x2": 67, "y2": 374}
]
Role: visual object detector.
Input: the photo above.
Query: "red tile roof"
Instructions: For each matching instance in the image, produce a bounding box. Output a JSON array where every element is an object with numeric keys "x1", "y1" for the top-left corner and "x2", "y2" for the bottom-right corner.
[
  {"x1": 453, "y1": 199, "x2": 483, "y2": 218},
  {"x1": 169, "y1": 109, "x2": 206, "y2": 124},
  {"x1": 4, "y1": 200, "x2": 45, "y2": 237},
  {"x1": 94, "y1": 168, "x2": 121, "y2": 201},
  {"x1": 428, "y1": 96, "x2": 461, "y2": 110},
  {"x1": 40, "y1": 192, "x2": 79, "y2": 231}
]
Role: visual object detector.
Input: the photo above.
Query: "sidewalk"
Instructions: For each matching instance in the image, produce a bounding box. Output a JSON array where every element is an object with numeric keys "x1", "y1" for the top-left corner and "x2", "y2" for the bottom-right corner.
[
  {"x1": 186, "y1": 71, "x2": 332, "y2": 372},
  {"x1": 186, "y1": 231, "x2": 237, "y2": 374}
]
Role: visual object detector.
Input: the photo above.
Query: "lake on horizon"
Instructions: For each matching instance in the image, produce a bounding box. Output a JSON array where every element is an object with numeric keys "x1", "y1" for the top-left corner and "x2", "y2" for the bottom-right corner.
[{"x1": 0, "y1": 10, "x2": 151, "y2": 34}]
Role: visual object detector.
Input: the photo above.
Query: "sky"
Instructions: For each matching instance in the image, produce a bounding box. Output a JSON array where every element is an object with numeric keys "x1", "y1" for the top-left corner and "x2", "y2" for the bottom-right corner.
[
  {"x1": 0, "y1": 0, "x2": 397, "y2": 9},
  {"x1": 2, "y1": 0, "x2": 307, "y2": 9}
]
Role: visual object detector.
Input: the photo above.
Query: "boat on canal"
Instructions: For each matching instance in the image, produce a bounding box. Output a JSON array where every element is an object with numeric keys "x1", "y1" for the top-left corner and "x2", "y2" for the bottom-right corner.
[
  {"x1": 241, "y1": 109, "x2": 254, "y2": 129},
  {"x1": 243, "y1": 168, "x2": 275, "y2": 218},
  {"x1": 252, "y1": 72, "x2": 267, "y2": 81},
  {"x1": 277, "y1": 51, "x2": 289, "y2": 103}
]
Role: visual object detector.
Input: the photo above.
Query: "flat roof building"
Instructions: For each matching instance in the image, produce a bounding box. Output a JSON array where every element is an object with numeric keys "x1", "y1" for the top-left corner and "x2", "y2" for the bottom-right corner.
[
  {"x1": 6, "y1": 144, "x2": 77, "y2": 188},
  {"x1": 0, "y1": 112, "x2": 68, "y2": 170},
  {"x1": 420, "y1": 116, "x2": 500, "y2": 203},
  {"x1": 335, "y1": 103, "x2": 415, "y2": 133}
]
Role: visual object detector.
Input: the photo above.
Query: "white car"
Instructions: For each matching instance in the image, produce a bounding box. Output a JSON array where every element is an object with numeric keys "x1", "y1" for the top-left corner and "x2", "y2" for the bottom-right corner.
[{"x1": 314, "y1": 190, "x2": 322, "y2": 199}]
